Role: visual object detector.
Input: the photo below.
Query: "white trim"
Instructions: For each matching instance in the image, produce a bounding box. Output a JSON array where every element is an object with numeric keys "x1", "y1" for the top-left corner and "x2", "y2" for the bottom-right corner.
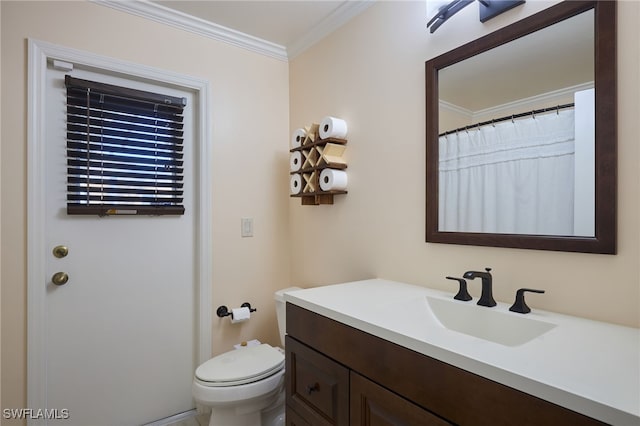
[
  {"x1": 287, "y1": 0, "x2": 376, "y2": 59},
  {"x1": 143, "y1": 409, "x2": 198, "y2": 426},
  {"x1": 27, "y1": 39, "x2": 49, "y2": 423},
  {"x1": 439, "y1": 99, "x2": 474, "y2": 119},
  {"x1": 440, "y1": 82, "x2": 595, "y2": 123},
  {"x1": 93, "y1": 0, "x2": 288, "y2": 61},
  {"x1": 92, "y1": 0, "x2": 374, "y2": 61},
  {"x1": 472, "y1": 82, "x2": 595, "y2": 120},
  {"x1": 27, "y1": 39, "x2": 213, "y2": 422}
]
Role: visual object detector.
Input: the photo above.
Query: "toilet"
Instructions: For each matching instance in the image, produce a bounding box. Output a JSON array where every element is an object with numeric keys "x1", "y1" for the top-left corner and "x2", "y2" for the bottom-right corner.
[{"x1": 192, "y1": 287, "x2": 301, "y2": 426}]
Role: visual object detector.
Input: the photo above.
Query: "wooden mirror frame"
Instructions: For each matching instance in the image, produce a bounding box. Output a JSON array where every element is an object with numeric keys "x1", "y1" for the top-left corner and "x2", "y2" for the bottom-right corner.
[{"x1": 426, "y1": 0, "x2": 616, "y2": 254}]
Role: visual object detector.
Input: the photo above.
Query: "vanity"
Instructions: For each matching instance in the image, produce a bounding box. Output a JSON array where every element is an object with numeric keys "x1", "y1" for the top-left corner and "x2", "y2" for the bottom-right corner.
[{"x1": 284, "y1": 280, "x2": 639, "y2": 425}]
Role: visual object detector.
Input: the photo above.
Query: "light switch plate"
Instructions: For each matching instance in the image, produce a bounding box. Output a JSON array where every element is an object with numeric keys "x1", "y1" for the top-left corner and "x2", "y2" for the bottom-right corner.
[{"x1": 241, "y1": 218, "x2": 253, "y2": 237}]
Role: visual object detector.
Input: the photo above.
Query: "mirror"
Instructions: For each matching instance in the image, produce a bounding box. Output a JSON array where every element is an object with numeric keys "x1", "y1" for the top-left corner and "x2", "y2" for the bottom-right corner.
[{"x1": 426, "y1": 0, "x2": 616, "y2": 254}]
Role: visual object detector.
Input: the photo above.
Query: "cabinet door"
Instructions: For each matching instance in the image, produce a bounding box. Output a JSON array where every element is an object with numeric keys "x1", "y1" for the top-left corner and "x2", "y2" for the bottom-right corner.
[
  {"x1": 286, "y1": 336, "x2": 349, "y2": 426},
  {"x1": 286, "y1": 407, "x2": 312, "y2": 426},
  {"x1": 350, "y1": 372, "x2": 452, "y2": 426}
]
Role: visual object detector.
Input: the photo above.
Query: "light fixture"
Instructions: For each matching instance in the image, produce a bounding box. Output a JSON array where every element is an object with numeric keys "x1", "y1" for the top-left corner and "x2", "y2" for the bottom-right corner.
[{"x1": 427, "y1": 0, "x2": 525, "y2": 33}]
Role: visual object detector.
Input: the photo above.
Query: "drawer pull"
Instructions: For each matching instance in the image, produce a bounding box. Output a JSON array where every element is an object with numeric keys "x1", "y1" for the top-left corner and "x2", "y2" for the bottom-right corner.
[{"x1": 306, "y1": 383, "x2": 320, "y2": 394}]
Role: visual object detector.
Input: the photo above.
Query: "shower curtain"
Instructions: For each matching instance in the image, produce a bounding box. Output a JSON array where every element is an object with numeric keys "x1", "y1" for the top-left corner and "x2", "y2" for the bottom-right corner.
[{"x1": 438, "y1": 109, "x2": 576, "y2": 235}]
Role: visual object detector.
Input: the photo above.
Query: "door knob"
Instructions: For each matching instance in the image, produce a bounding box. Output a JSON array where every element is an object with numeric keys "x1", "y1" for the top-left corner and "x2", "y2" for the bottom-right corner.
[
  {"x1": 53, "y1": 245, "x2": 69, "y2": 258},
  {"x1": 51, "y1": 272, "x2": 69, "y2": 286}
]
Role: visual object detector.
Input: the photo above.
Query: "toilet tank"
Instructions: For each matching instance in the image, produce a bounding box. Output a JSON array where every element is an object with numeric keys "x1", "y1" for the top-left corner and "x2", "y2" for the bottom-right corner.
[{"x1": 274, "y1": 287, "x2": 302, "y2": 347}]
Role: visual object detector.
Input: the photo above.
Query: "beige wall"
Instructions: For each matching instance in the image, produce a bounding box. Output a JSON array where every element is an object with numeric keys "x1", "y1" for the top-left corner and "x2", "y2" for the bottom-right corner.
[
  {"x1": 1, "y1": 0, "x2": 290, "y2": 418},
  {"x1": 2, "y1": 0, "x2": 639, "y2": 420},
  {"x1": 0, "y1": 0, "x2": 3, "y2": 413},
  {"x1": 289, "y1": 1, "x2": 639, "y2": 327}
]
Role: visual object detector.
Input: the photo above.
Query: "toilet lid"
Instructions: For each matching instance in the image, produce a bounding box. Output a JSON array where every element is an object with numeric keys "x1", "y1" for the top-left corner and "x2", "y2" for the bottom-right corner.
[{"x1": 195, "y1": 344, "x2": 285, "y2": 386}]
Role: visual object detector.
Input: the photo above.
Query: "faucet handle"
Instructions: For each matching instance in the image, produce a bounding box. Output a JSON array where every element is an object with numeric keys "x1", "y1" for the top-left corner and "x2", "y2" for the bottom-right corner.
[
  {"x1": 509, "y1": 288, "x2": 545, "y2": 314},
  {"x1": 446, "y1": 276, "x2": 472, "y2": 301}
]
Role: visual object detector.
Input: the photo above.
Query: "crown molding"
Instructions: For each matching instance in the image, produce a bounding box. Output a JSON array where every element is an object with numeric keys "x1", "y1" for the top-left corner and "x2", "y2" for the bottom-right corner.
[
  {"x1": 441, "y1": 81, "x2": 595, "y2": 122},
  {"x1": 93, "y1": 0, "x2": 374, "y2": 62},
  {"x1": 439, "y1": 99, "x2": 474, "y2": 118},
  {"x1": 473, "y1": 82, "x2": 594, "y2": 120},
  {"x1": 93, "y1": 0, "x2": 289, "y2": 61},
  {"x1": 287, "y1": 0, "x2": 376, "y2": 59}
]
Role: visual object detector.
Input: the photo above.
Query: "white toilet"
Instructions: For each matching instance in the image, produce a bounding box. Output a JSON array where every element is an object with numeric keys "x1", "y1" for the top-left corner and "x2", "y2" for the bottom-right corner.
[{"x1": 192, "y1": 287, "x2": 301, "y2": 426}]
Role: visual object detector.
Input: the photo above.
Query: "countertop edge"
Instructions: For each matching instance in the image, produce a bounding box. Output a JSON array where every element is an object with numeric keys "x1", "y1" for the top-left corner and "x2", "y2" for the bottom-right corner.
[{"x1": 284, "y1": 281, "x2": 639, "y2": 426}]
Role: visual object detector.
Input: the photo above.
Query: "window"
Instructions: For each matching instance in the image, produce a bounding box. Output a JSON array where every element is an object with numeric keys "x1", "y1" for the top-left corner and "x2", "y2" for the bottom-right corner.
[{"x1": 65, "y1": 75, "x2": 186, "y2": 216}]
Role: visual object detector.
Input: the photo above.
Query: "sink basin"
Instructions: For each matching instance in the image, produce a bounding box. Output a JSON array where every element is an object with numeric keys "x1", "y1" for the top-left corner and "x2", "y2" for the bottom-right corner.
[{"x1": 426, "y1": 296, "x2": 557, "y2": 346}]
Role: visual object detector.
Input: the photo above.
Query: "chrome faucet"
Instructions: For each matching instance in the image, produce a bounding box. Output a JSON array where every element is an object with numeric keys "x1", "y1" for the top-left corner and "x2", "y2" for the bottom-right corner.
[{"x1": 463, "y1": 267, "x2": 496, "y2": 307}]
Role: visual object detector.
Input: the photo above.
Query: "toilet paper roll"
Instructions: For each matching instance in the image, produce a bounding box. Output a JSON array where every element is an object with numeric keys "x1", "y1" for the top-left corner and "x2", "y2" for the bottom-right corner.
[
  {"x1": 319, "y1": 169, "x2": 348, "y2": 191},
  {"x1": 319, "y1": 116, "x2": 348, "y2": 139},
  {"x1": 290, "y1": 174, "x2": 302, "y2": 195},
  {"x1": 231, "y1": 307, "x2": 251, "y2": 324},
  {"x1": 289, "y1": 151, "x2": 302, "y2": 172},
  {"x1": 291, "y1": 128, "x2": 306, "y2": 148}
]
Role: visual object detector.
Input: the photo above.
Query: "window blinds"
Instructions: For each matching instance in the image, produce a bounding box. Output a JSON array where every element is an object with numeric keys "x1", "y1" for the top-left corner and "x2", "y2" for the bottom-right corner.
[{"x1": 65, "y1": 75, "x2": 186, "y2": 216}]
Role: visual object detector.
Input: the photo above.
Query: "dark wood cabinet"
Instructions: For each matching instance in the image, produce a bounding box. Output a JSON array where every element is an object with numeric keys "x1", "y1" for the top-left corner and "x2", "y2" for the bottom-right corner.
[
  {"x1": 285, "y1": 303, "x2": 606, "y2": 426},
  {"x1": 286, "y1": 407, "x2": 312, "y2": 426},
  {"x1": 286, "y1": 336, "x2": 442, "y2": 426},
  {"x1": 350, "y1": 372, "x2": 451, "y2": 426},
  {"x1": 286, "y1": 336, "x2": 349, "y2": 425}
]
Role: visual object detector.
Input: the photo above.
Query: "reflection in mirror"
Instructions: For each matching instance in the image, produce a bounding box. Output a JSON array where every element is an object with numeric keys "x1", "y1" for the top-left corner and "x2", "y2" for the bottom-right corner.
[
  {"x1": 425, "y1": 1, "x2": 616, "y2": 254},
  {"x1": 438, "y1": 10, "x2": 594, "y2": 237}
]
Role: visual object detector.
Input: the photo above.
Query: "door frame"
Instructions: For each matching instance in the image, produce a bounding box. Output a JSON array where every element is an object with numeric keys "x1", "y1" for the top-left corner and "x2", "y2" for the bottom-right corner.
[{"x1": 26, "y1": 39, "x2": 212, "y2": 421}]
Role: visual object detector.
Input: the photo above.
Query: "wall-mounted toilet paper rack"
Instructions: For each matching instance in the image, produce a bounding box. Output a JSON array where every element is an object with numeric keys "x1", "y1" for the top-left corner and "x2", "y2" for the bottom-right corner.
[
  {"x1": 289, "y1": 117, "x2": 348, "y2": 205},
  {"x1": 216, "y1": 302, "x2": 257, "y2": 319}
]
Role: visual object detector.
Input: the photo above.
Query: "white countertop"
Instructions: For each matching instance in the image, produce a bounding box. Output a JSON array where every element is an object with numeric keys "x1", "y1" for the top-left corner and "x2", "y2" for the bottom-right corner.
[{"x1": 284, "y1": 279, "x2": 640, "y2": 425}]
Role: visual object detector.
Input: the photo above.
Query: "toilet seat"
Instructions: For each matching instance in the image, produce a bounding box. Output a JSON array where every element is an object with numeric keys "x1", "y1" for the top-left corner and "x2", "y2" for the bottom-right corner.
[{"x1": 195, "y1": 344, "x2": 285, "y2": 387}]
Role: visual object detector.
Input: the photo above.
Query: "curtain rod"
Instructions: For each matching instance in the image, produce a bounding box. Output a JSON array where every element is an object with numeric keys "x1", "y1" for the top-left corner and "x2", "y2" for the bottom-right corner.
[{"x1": 439, "y1": 103, "x2": 575, "y2": 137}]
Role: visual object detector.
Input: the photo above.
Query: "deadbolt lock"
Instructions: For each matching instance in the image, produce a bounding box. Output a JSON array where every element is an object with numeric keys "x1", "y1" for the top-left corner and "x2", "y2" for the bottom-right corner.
[{"x1": 53, "y1": 245, "x2": 69, "y2": 259}]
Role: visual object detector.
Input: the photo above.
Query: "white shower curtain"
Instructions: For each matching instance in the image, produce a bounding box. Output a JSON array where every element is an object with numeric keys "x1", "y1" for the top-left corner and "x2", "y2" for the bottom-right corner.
[{"x1": 439, "y1": 109, "x2": 575, "y2": 235}]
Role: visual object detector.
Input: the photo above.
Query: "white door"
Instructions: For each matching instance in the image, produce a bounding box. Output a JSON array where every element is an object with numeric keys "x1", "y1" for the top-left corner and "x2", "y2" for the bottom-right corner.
[{"x1": 42, "y1": 63, "x2": 196, "y2": 425}]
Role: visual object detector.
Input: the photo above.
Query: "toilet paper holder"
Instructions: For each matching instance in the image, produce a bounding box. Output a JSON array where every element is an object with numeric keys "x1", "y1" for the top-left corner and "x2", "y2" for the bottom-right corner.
[{"x1": 216, "y1": 302, "x2": 257, "y2": 319}]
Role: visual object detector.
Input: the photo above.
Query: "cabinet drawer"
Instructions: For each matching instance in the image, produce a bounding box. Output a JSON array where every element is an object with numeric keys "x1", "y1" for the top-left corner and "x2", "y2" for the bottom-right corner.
[
  {"x1": 351, "y1": 372, "x2": 452, "y2": 426},
  {"x1": 286, "y1": 336, "x2": 349, "y2": 426}
]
